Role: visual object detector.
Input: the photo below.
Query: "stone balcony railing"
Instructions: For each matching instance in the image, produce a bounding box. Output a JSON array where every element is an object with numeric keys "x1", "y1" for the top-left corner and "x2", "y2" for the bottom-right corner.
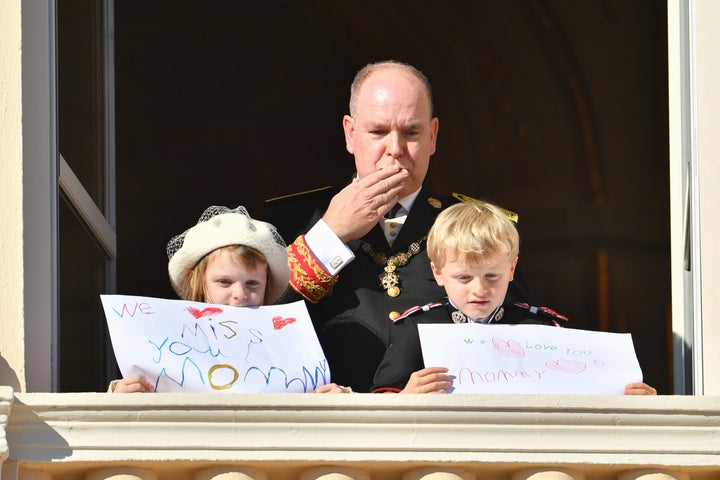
[{"x1": 1, "y1": 386, "x2": 719, "y2": 480}]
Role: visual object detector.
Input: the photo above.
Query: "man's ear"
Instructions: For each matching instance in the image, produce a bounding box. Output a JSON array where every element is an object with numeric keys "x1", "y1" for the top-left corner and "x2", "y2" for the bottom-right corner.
[
  {"x1": 342, "y1": 115, "x2": 356, "y2": 155},
  {"x1": 430, "y1": 261, "x2": 444, "y2": 286},
  {"x1": 429, "y1": 117, "x2": 439, "y2": 155}
]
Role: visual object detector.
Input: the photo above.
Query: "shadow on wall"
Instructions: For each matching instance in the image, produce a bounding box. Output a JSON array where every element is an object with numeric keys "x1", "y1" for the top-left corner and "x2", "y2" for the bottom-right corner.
[{"x1": 0, "y1": 354, "x2": 21, "y2": 391}]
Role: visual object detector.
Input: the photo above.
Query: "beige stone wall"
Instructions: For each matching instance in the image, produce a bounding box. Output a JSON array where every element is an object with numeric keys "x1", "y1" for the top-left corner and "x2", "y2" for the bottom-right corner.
[
  {"x1": 0, "y1": 0, "x2": 26, "y2": 392},
  {"x1": 696, "y1": 0, "x2": 720, "y2": 394}
]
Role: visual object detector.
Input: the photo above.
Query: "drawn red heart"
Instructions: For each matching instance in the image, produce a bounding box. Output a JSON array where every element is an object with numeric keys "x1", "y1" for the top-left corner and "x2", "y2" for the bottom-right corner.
[
  {"x1": 186, "y1": 306, "x2": 224, "y2": 319},
  {"x1": 492, "y1": 337, "x2": 525, "y2": 357},
  {"x1": 272, "y1": 316, "x2": 296, "y2": 330},
  {"x1": 545, "y1": 359, "x2": 587, "y2": 374}
]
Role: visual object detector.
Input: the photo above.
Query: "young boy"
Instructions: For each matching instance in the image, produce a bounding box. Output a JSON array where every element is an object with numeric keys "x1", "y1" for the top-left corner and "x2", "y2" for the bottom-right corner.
[
  {"x1": 112, "y1": 205, "x2": 347, "y2": 393},
  {"x1": 371, "y1": 201, "x2": 656, "y2": 395}
]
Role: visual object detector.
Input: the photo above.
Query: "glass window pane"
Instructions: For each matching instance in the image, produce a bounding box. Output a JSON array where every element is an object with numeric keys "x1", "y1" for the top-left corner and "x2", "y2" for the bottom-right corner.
[
  {"x1": 58, "y1": 197, "x2": 113, "y2": 392},
  {"x1": 58, "y1": 0, "x2": 105, "y2": 210}
]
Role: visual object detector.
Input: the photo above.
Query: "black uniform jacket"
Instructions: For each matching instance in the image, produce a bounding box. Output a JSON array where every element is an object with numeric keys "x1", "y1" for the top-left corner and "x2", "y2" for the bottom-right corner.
[
  {"x1": 266, "y1": 183, "x2": 530, "y2": 392},
  {"x1": 372, "y1": 300, "x2": 568, "y2": 392}
]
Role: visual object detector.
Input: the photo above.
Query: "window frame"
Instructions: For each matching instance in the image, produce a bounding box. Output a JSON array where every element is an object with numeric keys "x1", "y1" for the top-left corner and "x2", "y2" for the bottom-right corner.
[
  {"x1": 668, "y1": 0, "x2": 702, "y2": 395},
  {"x1": 22, "y1": 0, "x2": 700, "y2": 394}
]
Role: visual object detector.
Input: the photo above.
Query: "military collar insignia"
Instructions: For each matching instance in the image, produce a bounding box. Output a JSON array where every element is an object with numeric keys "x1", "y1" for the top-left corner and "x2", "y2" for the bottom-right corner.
[
  {"x1": 427, "y1": 197, "x2": 442, "y2": 209},
  {"x1": 451, "y1": 310, "x2": 467, "y2": 323},
  {"x1": 449, "y1": 305, "x2": 504, "y2": 324}
]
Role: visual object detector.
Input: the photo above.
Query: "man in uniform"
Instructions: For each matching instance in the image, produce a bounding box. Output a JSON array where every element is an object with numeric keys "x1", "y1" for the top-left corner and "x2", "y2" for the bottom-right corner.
[{"x1": 266, "y1": 60, "x2": 528, "y2": 392}]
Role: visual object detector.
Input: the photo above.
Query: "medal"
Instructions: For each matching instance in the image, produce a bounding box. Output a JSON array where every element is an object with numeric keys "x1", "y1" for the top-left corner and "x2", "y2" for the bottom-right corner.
[
  {"x1": 360, "y1": 236, "x2": 427, "y2": 297},
  {"x1": 381, "y1": 267, "x2": 399, "y2": 293}
]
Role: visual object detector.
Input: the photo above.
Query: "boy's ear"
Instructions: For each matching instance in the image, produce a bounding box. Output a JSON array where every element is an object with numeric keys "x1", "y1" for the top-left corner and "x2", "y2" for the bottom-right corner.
[
  {"x1": 430, "y1": 262, "x2": 444, "y2": 286},
  {"x1": 510, "y1": 257, "x2": 519, "y2": 281}
]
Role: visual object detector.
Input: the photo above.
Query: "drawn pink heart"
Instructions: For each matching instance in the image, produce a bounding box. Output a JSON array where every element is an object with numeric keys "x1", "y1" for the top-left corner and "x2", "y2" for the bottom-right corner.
[
  {"x1": 272, "y1": 316, "x2": 296, "y2": 330},
  {"x1": 186, "y1": 306, "x2": 224, "y2": 319},
  {"x1": 492, "y1": 337, "x2": 525, "y2": 357},
  {"x1": 546, "y1": 359, "x2": 587, "y2": 374}
]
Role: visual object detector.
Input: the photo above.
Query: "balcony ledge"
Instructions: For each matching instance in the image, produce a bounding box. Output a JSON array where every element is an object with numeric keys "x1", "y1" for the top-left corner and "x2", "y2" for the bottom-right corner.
[{"x1": 2, "y1": 387, "x2": 720, "y2": 479}]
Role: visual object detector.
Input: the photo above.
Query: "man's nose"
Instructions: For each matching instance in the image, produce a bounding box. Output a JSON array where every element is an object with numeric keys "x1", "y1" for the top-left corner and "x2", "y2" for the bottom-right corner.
[{"x1": 386, "y1": 131, "x2": 405, "y2": 157}]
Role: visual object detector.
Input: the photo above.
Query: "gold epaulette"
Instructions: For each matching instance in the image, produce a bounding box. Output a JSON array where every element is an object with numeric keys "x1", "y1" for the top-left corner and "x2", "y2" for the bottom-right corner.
[
  {"x1": 452, "y1": 192, "x2": 519, "y2": 223},
  {"x1": 265, "y1": 186, "x2": 334, "y2": 203}
]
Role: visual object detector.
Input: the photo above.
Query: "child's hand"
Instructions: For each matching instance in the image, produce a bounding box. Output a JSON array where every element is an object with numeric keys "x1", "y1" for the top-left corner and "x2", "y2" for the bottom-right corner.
[
  {"x1": 400, "y1": 367, "x2": 451, "y2": 394},
  {"x1": 623, "y1": 382, "x2": 657, "y2": 395},
  {"x1": 112, "y1": 376, "x2": 154, "y2": 393},
  {"x1": 314, "y1": 383, "x2": 353, "y2": 393}
]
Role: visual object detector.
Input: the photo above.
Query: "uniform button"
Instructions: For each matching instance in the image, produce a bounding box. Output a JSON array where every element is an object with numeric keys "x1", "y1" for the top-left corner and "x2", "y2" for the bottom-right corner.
[
  {"x1": 389, "y1": 311, "x2": 401, "y2": 321},
  {"x1": 390, "y1": 231, "x2": 397, "y2": 237}
]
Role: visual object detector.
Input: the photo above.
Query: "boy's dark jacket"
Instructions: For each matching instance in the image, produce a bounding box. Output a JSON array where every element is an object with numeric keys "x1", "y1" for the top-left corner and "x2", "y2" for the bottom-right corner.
[{"x1": 371, "y1": 299, "x2": 569, "y2": 392}]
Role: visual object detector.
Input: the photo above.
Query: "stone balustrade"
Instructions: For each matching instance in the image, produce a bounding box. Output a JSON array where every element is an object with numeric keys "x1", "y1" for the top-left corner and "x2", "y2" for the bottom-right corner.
[{"x1": 1, "y1": 387, "x2": 718, "y2": 480}]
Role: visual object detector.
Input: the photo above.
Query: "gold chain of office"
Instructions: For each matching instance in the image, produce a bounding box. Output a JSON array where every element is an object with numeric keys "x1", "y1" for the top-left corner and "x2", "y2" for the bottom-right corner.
[{"x1": 360, "y1": 236, "x2": 427, "y2": 297}]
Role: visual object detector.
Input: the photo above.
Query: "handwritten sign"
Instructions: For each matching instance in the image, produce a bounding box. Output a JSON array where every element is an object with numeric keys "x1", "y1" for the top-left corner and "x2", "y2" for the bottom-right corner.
[
  {"x1": 418, "y1": 323, "x2": 643, "y2": 394},
  {"x1": 101, "y1": 295, "x2": 330, "y2": 393}
]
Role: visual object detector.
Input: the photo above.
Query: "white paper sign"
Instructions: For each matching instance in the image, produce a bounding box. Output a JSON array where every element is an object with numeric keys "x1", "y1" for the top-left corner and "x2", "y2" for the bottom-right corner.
[
  {"x1": 418, "y1": 323, "x2": 643, "y2": 394},
  {"x1": 101, "y1": 295, "x2": 330, "y2": 393}
]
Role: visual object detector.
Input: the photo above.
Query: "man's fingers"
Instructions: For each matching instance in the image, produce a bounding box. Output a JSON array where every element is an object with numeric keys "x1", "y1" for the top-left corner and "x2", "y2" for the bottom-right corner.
[
  {"x1": 353, "y1": 167, "x2": 409, "y2": 216},
  {"x1": 360, "y1": 166, "x2": 408, "y2": 190},
  {"x1": 323, "y1": 166, "x2": 408, "y2": 242},
  {"x1": 373, "y1": 165, "x2": 403, "y2": 181},
  {"x1": 378, "y1": 195, "x2": 398, "y2": 213}
]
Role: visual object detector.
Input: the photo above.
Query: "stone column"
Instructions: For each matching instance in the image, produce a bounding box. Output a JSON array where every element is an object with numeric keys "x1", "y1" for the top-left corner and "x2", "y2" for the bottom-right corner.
[
  {"x1": 513, "y1": 468, "x2": 584, "y2": 480},
  {"x1": 403, "y1": 467, "x2": 475, "y2": 480},
  {"x1": 85, "y1": 468, "x2": 158, "y2": 480},
  {"x1": 619, "y1": 469, "x2": 689, "y2": 480},
  {"x1": 300, "y1": 466, "x2": 370, "y2": 480},
  {"x1": 194, "y1": 466, "x2": 268, "y2": 480}
]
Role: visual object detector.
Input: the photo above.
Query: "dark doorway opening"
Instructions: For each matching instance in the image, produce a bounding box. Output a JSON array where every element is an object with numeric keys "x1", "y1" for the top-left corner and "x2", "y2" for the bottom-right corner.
[{"x1": 114, "y1": 1, "x2": 670, "y2": 392}]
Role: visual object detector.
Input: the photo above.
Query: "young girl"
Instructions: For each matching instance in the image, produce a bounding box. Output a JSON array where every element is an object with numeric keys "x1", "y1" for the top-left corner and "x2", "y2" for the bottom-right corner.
[
  {"x1": 371, "y1": 201, "x2": 656, "y2": 395},
  {"x1": 112, "y1": 205, "x2": 348, "y2": 393},
  {"x1": 166, "y1": 205, "x2": 290, "y2": 308}
]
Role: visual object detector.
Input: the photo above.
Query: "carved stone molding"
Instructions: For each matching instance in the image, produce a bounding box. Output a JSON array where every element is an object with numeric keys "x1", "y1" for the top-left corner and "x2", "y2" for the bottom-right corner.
[{"x1": 3, "y1": 392, "x2": 719, "y2": 480}]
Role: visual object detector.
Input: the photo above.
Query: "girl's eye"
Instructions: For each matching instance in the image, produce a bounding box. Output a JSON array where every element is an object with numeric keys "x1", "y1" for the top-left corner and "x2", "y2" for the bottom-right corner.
[{"x1": 217, "y1": 279, "x2": 232, "y2": 286}]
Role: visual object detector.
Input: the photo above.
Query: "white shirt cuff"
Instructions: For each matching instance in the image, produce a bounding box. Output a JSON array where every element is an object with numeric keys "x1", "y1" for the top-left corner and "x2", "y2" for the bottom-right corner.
[{"x1": 305, "y1": 219, "x2": 355, "y2": 276}]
